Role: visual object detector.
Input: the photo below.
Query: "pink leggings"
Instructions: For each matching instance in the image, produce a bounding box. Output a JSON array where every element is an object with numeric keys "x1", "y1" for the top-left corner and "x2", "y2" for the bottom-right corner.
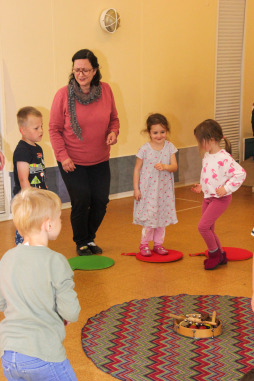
[
  {"x1": 198, "y1": 195, "x2": 232, "y2": 252},
  {"x1": 140, "y1": 227, "x2": 165, "y2": 246}
]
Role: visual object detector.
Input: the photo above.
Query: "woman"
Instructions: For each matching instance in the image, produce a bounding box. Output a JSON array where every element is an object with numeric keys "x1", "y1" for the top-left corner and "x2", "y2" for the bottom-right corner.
[{"x1": 49, "y1": 49, "x2": 120, "y2": 255}]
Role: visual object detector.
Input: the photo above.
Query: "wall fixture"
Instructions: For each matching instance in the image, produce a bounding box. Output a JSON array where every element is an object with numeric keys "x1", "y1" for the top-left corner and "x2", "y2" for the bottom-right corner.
[{"x1": 100, "y1": 9, "x2": 120, "y2": 33}]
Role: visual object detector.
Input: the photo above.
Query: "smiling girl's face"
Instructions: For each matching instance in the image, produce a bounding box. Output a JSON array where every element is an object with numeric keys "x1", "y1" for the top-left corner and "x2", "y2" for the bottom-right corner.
[{"x1": 149, "y1": 124, "x2": 167, "y2": 145}]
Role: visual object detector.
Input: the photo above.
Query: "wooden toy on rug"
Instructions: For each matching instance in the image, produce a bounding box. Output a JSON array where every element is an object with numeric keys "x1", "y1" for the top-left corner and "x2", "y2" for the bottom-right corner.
[{"x1": 169, "y1": 311, "x2": 222, "y2": 339}]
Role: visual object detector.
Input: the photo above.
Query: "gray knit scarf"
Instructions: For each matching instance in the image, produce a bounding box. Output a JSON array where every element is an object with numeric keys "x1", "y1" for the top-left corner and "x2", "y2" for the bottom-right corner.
[{"x1": 68, "y1": 78, "x2": 102, "y2": 140}]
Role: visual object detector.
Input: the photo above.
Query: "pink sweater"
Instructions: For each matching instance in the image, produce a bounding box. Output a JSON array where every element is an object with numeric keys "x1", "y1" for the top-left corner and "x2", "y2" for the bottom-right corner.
[{"x1": 49, "y1": 82, "x2": 120, "y2": 166}]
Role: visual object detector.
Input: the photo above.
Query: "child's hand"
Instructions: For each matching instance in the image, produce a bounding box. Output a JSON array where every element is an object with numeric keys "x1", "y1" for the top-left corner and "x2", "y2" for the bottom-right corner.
[
  {"x1": 134, "y1": 189, "x2": 141, "y2": 201},
  {"x1": 154, "y1": 163, "x2": 165, "y2": 171},
  {"x1": 216, "y1": 186, "x2": 226, "y2": 197},
  {"x1": 191, "y1": 184, "x2": 202, "y2": 193}
]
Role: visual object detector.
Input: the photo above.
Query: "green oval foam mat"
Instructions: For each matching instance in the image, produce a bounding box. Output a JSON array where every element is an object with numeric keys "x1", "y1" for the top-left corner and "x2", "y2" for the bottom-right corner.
[{"x1": 68, "y1": 255, "x2": 115, "y2": 271}]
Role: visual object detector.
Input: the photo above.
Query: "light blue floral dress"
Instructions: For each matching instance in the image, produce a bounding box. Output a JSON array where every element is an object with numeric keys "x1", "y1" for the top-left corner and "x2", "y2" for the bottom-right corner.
[{"x1": 133, "y1": 141, "x2": 178, "y2": 228}]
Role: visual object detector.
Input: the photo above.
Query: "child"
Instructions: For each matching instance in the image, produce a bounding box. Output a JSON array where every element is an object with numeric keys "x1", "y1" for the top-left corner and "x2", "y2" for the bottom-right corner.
[
  {"x1": 192, "y1": 119, "x2": 246, "y2": 270},
  {"x1": 0, "y1": 187, "x2": 80, "y2": 381},
  {"x1": 13, "y1": 106, "x2": 47, "y2": 245},
  {"x1": 133, "y1": 113, "x2": 178, "y2": 256}
]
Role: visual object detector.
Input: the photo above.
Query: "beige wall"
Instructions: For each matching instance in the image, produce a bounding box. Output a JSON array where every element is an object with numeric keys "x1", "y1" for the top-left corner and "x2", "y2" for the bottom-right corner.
[
  {"x1": 141, "y1": 0, "x2": 217, "y2": 148},
  {"x1": 0, "y1": 0, "x2": 253, "y2": 171}
]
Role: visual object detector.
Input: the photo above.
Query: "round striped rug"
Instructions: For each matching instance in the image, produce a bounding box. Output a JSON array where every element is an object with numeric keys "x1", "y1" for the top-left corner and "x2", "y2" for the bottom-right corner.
[{"x1": 81, "y1": 294, "x2": 254, "y2": 380}]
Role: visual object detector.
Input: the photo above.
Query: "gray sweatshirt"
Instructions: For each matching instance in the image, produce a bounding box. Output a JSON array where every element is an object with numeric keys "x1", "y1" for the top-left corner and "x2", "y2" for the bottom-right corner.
[{"x1": 0, "y1": 245, "x2": 81, "y2": 362}]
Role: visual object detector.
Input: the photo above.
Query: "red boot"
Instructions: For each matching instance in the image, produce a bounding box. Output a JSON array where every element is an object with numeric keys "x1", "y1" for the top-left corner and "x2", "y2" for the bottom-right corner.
[
  {"x1": 204, "y1": 248, "x2": 222, "y2": 270},
  {"x1": 220, "y1": 251, "x2": 227, "y2": 265},
  {"x1": 204, "y1": 250, "x2": 228, "y2": 266}
]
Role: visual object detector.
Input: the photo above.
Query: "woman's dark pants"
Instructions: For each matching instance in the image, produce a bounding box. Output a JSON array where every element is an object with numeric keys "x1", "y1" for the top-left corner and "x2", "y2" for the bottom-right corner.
[{"x1": 58, "y1": 160, "x2": 110, "y2": 248}]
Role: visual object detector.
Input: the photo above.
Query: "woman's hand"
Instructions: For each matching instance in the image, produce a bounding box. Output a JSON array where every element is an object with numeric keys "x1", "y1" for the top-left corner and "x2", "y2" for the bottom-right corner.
[
  {"x1": 62, "y1": 158, "x2": 76, "y2": 173},
  {"x1": 134, "y1": 189, "x2": 141, "y2": 201},
  {"x1": 191, "y1": 184, "x2": 202, "y2": 193},
  {"x1": 106, "y1": 132, "x2": 117, "y2": 145}
]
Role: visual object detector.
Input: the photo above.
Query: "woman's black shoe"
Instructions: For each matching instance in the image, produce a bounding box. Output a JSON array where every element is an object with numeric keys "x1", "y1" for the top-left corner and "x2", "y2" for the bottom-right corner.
[
  {"x1": 87, "y1": 242, "x2": 103, "y2": 254},
  {"x1": 76, "y1": 245, "x2": 93, "y2": 256}
]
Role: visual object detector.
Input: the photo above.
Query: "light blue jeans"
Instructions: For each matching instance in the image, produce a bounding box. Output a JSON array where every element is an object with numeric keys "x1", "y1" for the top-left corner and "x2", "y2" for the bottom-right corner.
[{"x1": 1, "y1": 351, "x2": 77, "y2": 381}]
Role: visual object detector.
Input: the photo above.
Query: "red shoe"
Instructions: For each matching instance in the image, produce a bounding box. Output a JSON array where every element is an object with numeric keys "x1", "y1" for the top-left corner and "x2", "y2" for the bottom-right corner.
[
  {"x1": 204, "y1": 248, "x2": 222, "y2": 270},
  {"x1": 204, "y1": 250, "x2": 227, "y2": 266},
  {"x1": 220, "y1": 251, "x2": 227, "y2": 265},
  {"x1": 153, "y1": 245, "x2": 168, "y2": 255},
  {"x1": 140, "y1": 245, "x2": 152, "y2": 257}
]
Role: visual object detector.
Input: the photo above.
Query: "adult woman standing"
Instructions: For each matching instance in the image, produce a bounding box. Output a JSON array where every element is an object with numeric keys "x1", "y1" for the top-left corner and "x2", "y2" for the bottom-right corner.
[{"x1": 49, "y1": 49, "x2": 120, "y2": 255}]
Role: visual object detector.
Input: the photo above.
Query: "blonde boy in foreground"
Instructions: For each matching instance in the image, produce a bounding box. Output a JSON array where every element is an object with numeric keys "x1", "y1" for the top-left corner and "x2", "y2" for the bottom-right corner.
[{"x1": 0, "y1": 188, "x2": 80, "y2": 381}]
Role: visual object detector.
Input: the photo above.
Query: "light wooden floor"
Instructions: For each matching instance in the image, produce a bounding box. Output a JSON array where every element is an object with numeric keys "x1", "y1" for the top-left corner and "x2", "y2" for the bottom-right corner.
[{"x1": 0, "y1": 185, "x2": 253, "y2": 381}]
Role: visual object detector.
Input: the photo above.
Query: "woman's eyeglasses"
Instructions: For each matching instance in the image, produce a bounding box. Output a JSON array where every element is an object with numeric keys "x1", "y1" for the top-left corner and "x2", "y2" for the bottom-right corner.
[{"x1": 72, "y1": 68, "x2": 94, "y2": 75}]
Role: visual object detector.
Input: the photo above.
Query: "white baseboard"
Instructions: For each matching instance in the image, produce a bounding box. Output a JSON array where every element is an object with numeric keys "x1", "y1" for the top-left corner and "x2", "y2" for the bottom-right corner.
[
  {"x1": 109, "y1": 191, "x2": 134, "y2": 200},
  {"x1": 60, "y1": 183, "x2": 203, "y2": 210}
]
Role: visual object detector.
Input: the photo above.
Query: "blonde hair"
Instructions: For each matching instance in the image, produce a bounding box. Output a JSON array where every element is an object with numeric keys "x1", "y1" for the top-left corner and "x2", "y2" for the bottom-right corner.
[
  {"x1": 12, "y1": 188, "x2": 61, "y2": 236},
  {"x1": 17, "y1": 106, "x2": 42, "y2": 127}
]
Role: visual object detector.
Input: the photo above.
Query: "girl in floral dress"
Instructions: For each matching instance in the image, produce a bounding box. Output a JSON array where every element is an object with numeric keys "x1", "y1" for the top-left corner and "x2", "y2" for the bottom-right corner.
[
  {"x1": 192, "y1": 119, "x2": 246, "y2": 270},
  {"x1": 133, "y1": 113, "x2": 178, "y2": 256}
]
